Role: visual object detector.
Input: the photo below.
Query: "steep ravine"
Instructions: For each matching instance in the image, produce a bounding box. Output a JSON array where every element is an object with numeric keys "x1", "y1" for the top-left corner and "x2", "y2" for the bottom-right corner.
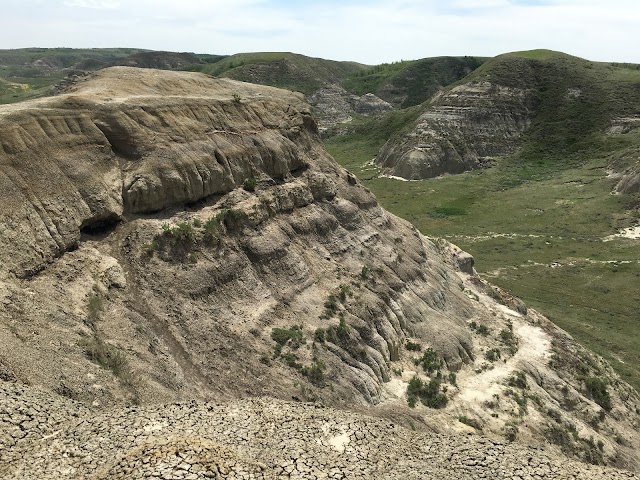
[{"x1": 0, "y1": 67, "x2": 639, "y2": 477}]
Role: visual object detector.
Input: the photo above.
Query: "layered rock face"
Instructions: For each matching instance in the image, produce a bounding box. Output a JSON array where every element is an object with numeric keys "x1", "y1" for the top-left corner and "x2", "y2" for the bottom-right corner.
[
  {"x1": 608, "y1": 118, "x2": 640, "y2": 194},
  {"x1": 307, "y1": 84, "x2": 393, "y2": 134},
  {"x1": 1, "y1": 68, "x2": 639, "y2": 477},
  {"x1": 0, "y1": 67, "x2": 313, "y2": 279},
  {"x1": 376, "y1": 81, "x2": 534, "y2": 179}
]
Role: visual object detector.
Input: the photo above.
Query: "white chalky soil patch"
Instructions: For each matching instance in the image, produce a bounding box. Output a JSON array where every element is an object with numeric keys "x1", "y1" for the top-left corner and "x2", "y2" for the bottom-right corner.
[
  {"x1": 328, "y1": 430, "x2": 350, "y2": 453},
  {"x1": 379, "y1": 174, "x2": 411, "y2": 182},
  {"x1": 496, "y1": 304, "x2": 523, "y2": 318},
  {"x1": 604, "y1": 225, "x2": 640, "y2": 241},
  {"x1": 385, "y1": 377, "x2": 409, "y2": 398},
  {"x1": 458, "y1": 322, "x2": 551, "y2": 405},
  {"x1": 144, "y1": 423, "x2": 166, "y2": 433}
]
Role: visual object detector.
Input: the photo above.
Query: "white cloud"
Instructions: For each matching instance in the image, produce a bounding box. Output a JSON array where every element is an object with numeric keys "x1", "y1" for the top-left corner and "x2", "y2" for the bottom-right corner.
[
  {"x1": 63, "y1": 0, "x2": 120, "y2": 8},
  {"x1": 1, "y1": 0, "x2": 638, "y2": 64}
]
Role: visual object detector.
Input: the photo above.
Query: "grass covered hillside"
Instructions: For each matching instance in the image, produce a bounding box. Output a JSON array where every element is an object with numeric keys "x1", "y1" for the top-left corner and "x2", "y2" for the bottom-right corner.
[
  {"x1": 375, "y1": 50, "x2": 640, "y2": 181},
  {"x1": 343, "y1": 55, "x2": 486, "y2": 107},
  {"x1": 467, "y1": 50, "x2": 640, "y2": 156},
  {"x1": 191, "y1": 52, "x2": 367, "y2": 94},
  {"x1": 326, "y1": 50, "x2": 640, "y2": 392}
]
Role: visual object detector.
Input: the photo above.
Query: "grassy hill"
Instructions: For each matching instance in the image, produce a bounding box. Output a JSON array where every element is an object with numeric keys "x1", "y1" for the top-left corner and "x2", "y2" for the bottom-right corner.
[
  {"x1": 116, "y1": 51, "x2": 225, "y2": 70},
  {"x1": 189, "y1": 52, "x2": 367, "y2": 94},
  {"x1": 464, "y1": 50, "x2": 640, "y2": 156},
  {"x1": 326, "y1": 50, "x2": 640, "y2": 392},
  {"x1": 343, "y1": 56, "x2": 486, "y2": 107}
]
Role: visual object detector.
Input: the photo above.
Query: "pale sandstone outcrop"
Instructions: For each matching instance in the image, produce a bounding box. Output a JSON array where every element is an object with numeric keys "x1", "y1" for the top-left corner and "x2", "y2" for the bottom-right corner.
[{"x1": 0, "y1": 67, "x2": 313, "y2": 279}]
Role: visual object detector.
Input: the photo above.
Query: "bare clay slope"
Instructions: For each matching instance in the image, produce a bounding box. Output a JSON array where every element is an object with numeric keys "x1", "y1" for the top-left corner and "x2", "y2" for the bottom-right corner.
[{"x1": 0, "y1": 67, "x2": 639, "y2": 476}]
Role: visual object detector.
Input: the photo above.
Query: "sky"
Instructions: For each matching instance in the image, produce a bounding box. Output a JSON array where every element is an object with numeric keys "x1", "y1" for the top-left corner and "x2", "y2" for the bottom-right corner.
[{"x1": 1, "y1": 0, "x2": 639, "y2": 64}]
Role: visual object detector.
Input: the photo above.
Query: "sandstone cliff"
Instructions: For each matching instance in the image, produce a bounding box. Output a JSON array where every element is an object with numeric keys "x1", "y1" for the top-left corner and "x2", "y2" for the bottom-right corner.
[{"x1": 0, "y1": 67, "x2": 639, "y2": 477}]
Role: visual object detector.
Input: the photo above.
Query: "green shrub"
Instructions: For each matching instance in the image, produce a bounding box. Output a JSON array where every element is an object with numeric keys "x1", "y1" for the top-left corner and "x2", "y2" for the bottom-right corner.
[
  {"x1": 406, "y1": 341, "x2": 422, "y2": 352},
  {"x1": 499, "y1": 328, "x2": 518, "y2": 350},
  {"x1": 85, "y1": 293, "x2": 103, "y2": 327},
  {"x1": 79, "y1": 337, "x2": 133, "y2": 384},
  {"x1": 222, "y1": 208, "x2": 248, "y2": 229},
  {"x1": 415, "y1": 348, "x2": 442, "y2": 374},
  {"x1": 458, "y1": 415, "x2": 482, "y2": 430},
  {"x1": 283, "y1": 352, "x2": 303, "y2": 370},
  {"x1": 205, "y1": 216, "x2": 221, "y2": 231},
  {"x1": 470, "y1": 321, "x2": 490, "y2": 336},
  {"x1": 260, "y1": 355, "x2": 271, "y2": 365},
  {"x1": 142, "y1": 239, "x2": 159, "y2": 255},
  {"x1": 324, "y1": 294, "x2": 338, "y2": 315},
  {"x1": 314, "y1": 328, "x2": 326, "y2": 343},
  {"x1": 485, "y1": 348, "x2": 501, "y2": 362},
  {"x1": 407, "y1": 375, "x2": 448, "y2": 409},
  {"x1": 584, "y1": 377, "x2": 612, "y2": 411},
  {"x1": 506, "y1": 388, "x2": 528, "y2": 416},
  {"x1": 271, "y1": 325, "x2": 304, "y2": 349},
  {"x1": 202, "y1": 217, "x2": 222, "y2": 247},
  {"x1": 507, "y1": 371, "x2": 528, "y2": 389},
  {"x1": 243, "y1": 177, "x2": 257, "y2": 192},
  {"x1": 338, "y1": 284, "x2": 352, "y2": 303},
  {"x1": 505, "y1": 422, "x2": 519, "y2": 442},
  {"x1": 336, "y1": 315, "x2": 349, "y2": 341},
  {"x1": 173, "y1": 222, "x2": 195, "y2": 243},
  {"x1": 159, "y1": 222, "x2": 195, "y2": 248},
  {"x1": 302, "y1": 358, "x2": 326, "y2": 386},
  {"x1": 360, "y1": 265, "x2": 370, "y2": 279},
  {"x1": 476, "y1": 324, "x2": 490, "y2": 336}
]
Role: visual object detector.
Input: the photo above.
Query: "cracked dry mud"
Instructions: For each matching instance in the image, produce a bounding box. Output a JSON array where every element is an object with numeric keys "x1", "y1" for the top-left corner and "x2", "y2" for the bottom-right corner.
[{"x1": 1, "y1": 381, "x2": 638, "y2": 480}]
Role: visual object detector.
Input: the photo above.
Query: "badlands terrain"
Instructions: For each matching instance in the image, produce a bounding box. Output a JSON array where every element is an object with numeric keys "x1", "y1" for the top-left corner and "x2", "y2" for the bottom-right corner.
[{"x1": 0, "y1": 55, "x2": 638, "y2": 479}]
